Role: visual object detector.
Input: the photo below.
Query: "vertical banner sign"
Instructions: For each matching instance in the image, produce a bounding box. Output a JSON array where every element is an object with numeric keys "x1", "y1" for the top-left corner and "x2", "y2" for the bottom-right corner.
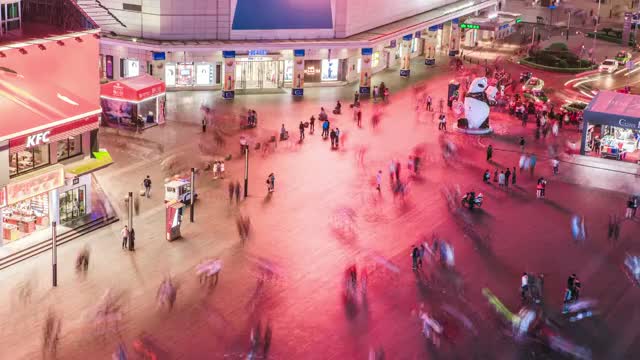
[
  {"x1": 359, "y1": 48, "x2": 373, "y2": 95},
  {"x1": 425, "y1": 26, "x2": 438, "y2": 65},
  {"x1": 623, "y1": 12, "x2": 632, "y2": 47},
  {"x1": 449, "y1": 18, "x2": 461, "y2": 56},
  {"x1": 400, "y1": 34, "x2": 413, "y2": 77},
  {"x1": 292, "y1": 49, "x2": 305, "y2": 96},
  {"x1": 222, "y1": 51, "x2": 236, "y2": 99}
]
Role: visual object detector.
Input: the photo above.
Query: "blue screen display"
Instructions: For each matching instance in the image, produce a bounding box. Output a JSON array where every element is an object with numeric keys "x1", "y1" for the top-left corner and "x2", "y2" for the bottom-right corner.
[{"x1": 232, "y1": 0, "x2": 333, "y2": 30}]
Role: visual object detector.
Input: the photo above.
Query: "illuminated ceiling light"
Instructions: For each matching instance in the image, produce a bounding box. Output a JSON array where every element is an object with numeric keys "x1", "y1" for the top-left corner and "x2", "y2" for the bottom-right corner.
[
  {"x1": 38, "y1": 44, "x2": 46, "y2": 50},
  {"x1": 132, "y1": 38, "x2": 138, "y2": 42},
  {"x1": 56, "y1": 40, "x2": 65, "y2": 46},
  {"x1": 18, "y1": 48, "x2": 27, "y2": 54}
]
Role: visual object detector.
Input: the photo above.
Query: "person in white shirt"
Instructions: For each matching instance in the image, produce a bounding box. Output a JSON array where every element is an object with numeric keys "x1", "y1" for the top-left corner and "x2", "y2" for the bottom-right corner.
[
  {"x1": 521, "y1": 272, "x2": 529, "y2": 300},
  {"x1": 552, "y1": 158, "x2": 559, "y2": 175},
  {"x1": 121, "y1": 225, "x2": 129, "y2": 250}
]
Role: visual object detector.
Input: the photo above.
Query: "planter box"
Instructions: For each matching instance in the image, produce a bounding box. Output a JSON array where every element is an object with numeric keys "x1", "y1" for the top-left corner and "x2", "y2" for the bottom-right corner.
[{"x1": 519, "y1": 58, "x2": 596, "y2": 74}]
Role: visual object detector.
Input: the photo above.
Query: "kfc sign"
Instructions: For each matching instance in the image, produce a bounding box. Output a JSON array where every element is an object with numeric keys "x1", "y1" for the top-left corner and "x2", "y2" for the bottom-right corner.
[{"x1": 26, "y1": 130, "x2": 51, "y2": 148}]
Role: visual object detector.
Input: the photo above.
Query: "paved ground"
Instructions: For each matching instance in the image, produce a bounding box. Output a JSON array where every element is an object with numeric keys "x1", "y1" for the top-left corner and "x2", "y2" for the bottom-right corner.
[{"x1": 1, "y1": 51, "x2": 640, "y2": 360}]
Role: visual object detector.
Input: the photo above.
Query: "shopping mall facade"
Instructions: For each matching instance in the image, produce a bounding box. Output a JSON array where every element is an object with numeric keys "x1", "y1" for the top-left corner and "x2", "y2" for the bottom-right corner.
[{"x1": 94, "y1": 0, "x2": 501, "y2": 97}]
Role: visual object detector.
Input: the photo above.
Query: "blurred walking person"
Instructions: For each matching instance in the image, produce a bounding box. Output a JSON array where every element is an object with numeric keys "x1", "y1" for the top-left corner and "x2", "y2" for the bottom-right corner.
[
  {"x1": 376, "y1": 170, "x2": 382, "y2": 192},
  {"x1": 228, "y1": 181, "x2": 234, "y2": 203},
  {"x1": 235, "y1": 181, "x2": 241, "y2": 203}
]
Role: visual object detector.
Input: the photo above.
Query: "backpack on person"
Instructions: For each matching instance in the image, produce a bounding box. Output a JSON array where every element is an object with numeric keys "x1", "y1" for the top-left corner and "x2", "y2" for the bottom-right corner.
[{"x1": 144, "y1": 178, "x2": 151, "y2": 188}]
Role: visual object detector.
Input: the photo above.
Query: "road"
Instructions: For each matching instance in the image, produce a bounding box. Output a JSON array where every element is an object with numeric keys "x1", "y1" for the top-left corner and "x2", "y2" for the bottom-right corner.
[{"x1": 0, "y1": 54, "x2": 639, "y2": 360}]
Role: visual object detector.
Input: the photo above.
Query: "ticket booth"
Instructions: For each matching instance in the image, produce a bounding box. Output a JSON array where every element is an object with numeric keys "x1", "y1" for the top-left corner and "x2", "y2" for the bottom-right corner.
[{"x1": 165, "y1": 200, "x2": 184, "y2": 241}]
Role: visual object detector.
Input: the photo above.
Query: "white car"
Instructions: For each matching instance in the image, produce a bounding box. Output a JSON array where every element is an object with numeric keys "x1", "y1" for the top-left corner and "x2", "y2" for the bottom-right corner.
[{"x1": 599, "y1": 59, "x2": 619, "y2": 73}]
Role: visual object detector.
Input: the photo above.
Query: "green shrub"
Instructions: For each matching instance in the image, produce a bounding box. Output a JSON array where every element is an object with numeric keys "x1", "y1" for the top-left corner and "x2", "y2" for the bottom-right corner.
[
  {"x1": 547, "y1": 42, "x2": 569, "y2": 51},
  {"x1": 557, "y1": 60, "x2": 569, "y2": 68},
  {"x1": 614, "y1": 30, "x2": 623, "y2": 38},
  {"x1": 602, "y1": 27, "x2": 613, "y2": 35}
]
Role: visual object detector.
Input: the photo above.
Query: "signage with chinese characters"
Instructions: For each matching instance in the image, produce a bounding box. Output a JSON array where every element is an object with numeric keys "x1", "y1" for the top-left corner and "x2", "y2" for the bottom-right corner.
[
  {"x1": 6, "y1": 166, "x2": 64, "y2": 205},
  {"x1": 26, "y1": 130, "x2": 51, "y2": 148},
  {"x1": 0, "y1": 187, "x2": 6, "y2": 208},
  {"x1": 460, "y1": 23, "x2": 480, "y2": 30},
  {"x1": 248, "y1": 50, "x2": 268, "y2": 57}
]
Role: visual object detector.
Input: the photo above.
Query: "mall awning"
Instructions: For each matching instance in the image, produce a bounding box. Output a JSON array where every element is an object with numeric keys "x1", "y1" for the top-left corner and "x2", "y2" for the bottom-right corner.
[
  {"x1": 100, "y1": 74, "x2": 166, "y2": 103},
  {"x1": 583, "y1": 91, "x2": 640, "y2": 131}
]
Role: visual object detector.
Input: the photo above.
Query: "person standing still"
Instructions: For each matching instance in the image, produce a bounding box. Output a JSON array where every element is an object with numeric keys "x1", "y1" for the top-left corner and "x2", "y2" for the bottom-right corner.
[
  {"x1": 143, "y1": 175, "x2": 152, "y2": 198},
  {"x1": 519, "y1": 137, "x2": 525, "y2": 152},
  {"x1": 128, "y1": 228, "x2": 135, "y2": 251},
  {"x1": 121, "y1": 225, "x2": 129, "y2": 250},
  {"x1": 235, "y1": 181, "x2": 241, "y2": 204},
  {"x1": 357, "y1": 108, "x2": 362, "y2": 127},
  {"x1": 376, "y1": 170, "x2": 382, "y2": 192},
  {"x1": 309, "y1": 116, "x2": 315, "y2": 134},
  {"x1": 487, "y1": 145, "x2": 493, "y2": 162},
  {"x1": 202, "y1": 118, "x2": 207, "y2": 133},
  {"x1": 426, "y1": 95, "x2": 432, "y2": 111},
  {"x1": 505, "y1": 168, "x2": 511, "y2": 187},
  {"x1": 299, "y1": 121, "x2": 305, "y2": 141},
  {"x1": 512, "y1": 166, "x2": 517, "y2": 185}
]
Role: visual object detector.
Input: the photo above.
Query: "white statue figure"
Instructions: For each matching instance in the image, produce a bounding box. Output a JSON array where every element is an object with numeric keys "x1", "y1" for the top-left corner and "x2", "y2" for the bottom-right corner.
[{"x1": 462, "y1": 77, "x2": 491, "y2": 129}]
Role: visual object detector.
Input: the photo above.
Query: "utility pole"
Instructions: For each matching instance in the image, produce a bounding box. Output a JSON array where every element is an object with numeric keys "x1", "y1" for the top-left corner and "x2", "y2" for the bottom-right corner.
[
  {"x1": 128, "y1": 192, "x2": 133, "y2": 229},
  {"x1": 566, "y1": 10, "x2": 571, "y2": 41},
  {"x1": 244, "y1": 145, "x2": 249, "y2": 198},
  {"x1": 51, "y1": 221, "x2": 57, "y2": 287},
  {"x1": 190, "y1": 168, "x2": 195, "y2": 223},
  {"x1": 592, "y1": 0, "x2": 602, "y2": 61}
]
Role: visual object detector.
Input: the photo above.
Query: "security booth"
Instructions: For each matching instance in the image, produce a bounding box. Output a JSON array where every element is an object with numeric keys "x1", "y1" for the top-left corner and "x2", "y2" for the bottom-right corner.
[
  {"x1": 165, "y1": 200, "x2": 184, "y2": 241},
  {"x1": 164, "y1": 179, "x2": 195, "y2": 204},
  {"x1": 581, "y1": 91, "x2": 640, "y2": 163}
]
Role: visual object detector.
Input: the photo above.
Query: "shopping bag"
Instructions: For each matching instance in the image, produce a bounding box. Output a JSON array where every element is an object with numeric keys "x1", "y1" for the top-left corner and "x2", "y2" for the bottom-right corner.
[{"x1": 139, "y1": 189, "x2": 146, "y2": 196}]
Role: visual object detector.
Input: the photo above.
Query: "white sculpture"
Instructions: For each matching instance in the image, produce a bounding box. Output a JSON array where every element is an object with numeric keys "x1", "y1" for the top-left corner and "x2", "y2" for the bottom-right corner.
[{"x1": 462, "y1": 77, "x2": 491, "y2": 129}]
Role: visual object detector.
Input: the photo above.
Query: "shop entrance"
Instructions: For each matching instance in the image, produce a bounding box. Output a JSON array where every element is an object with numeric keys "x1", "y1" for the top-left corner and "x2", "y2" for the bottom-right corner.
[
  {"x1": 236, "y1": 59, "x2": 284, "y2": 90},
  {"x1": 59, "y1": 186, "x2": 87, "y2": 223}
]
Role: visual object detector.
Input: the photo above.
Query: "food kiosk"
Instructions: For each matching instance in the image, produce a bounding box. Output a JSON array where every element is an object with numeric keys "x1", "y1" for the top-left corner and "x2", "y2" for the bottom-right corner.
[{"x1": 100, "y1": 74, "x2": 166, "y2": 130}]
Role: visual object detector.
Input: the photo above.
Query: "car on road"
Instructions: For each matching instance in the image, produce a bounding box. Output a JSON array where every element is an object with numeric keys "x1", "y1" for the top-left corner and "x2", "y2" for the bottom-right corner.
[
  {"x1": 523, "y1": 89, "x2": 549, "y2": 104},
  {"x1": 522, "y1": 77, "x2": 544, "y2": 92},
  {"x1": 599, "y1": 59, "x2": 619, "y2": 73},
  {"x1": 615, "y1": 51, "x2": 632, "y2": 65}
]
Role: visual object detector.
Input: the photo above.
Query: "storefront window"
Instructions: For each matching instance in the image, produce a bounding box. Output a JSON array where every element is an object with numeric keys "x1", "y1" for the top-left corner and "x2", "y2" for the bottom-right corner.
[
  {"x1": 177, "y1": 63, "x2": 195, "y2": 86},
  {"x1": 2, "y1": 193, "x2": 50, "y2": 244},
  {"x1": 165, "y1": 64, "x2": 177, "y2": 86},
  {"x1": 372, "y1": 52, "x2": 380, "y2": 68},
  {"x1": 59, "y1": 186, "x2": 86, "y2": 223},
  {"x1": 321, "y1": 59, "x2": 339, "y2": 81},
  {"x1": 284, "y1": 60, "x2": 293, "y2": 82},
  {"x1": 196, "y1": 64, "x2": 214, "y2": 85},
  {"x1": 56, "y1": 136, "x2": 82, "y2": 161},
  {"x1": 10, "y1": 144, "x2": 50, "y2": 177}
]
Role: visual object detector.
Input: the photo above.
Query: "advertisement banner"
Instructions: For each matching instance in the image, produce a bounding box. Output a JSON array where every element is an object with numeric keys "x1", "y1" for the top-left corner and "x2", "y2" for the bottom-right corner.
[
  {"x1": 400, "y1": 34, "x2": 412, "y2": 77},
  {"x1": 449, "y1": 19, "x2": 461, "y2": 56},
  {"x1": 425, "y1": 26, "x2": 438, "y2": 65},
  {"x1": 222, "y1": 51, "x2": 236, "y2": 99},
  {"x1": 359, "y1": 48, "x2": 373, "y2": 95},
  {"x1": 623, "y1": 12, "x2": 632, "y2": 47},
  {"x1": 292, "y1": 49, "x2": 305, "y2": 96},
  {"x1": 6, "y1": 165, "x2": 64, "y2": 205}
]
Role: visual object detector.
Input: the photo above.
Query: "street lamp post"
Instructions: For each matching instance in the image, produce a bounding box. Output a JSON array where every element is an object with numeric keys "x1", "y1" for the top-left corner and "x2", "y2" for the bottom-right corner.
[
  {"x1": 190, "y1": 168, "x2": 195, "y2": 223},
  {"x1": 244, "y1": 146, "x2": 249, "y2": 198},
  {"x1": 51, "y1": 221, "x2": 57, "y2": 287}
]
